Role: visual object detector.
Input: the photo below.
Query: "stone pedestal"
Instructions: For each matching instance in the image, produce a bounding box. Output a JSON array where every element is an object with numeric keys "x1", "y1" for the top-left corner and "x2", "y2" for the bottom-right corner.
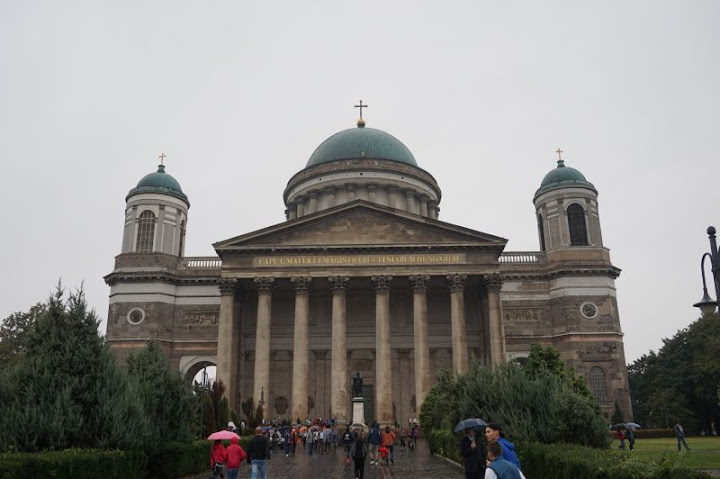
[{"x1": 352, "y1": 397, "x2": 366, "y2": 426}]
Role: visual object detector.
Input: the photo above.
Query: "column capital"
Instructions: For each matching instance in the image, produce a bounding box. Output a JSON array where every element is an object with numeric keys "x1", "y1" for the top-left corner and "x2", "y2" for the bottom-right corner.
[
  {"x1": 446, "y1": 274, "x2": 467, "y2": 292},
  {"x1": 329, "y1": 275, "x2": 350, "y2": 292},
  {"x1": 218, "y1": 278, "x2": 239, "y2": 295},
  {"x1": 254, "y1": 277, "x2": 275, "y2": 292},
  {"x1": 372, "y1": 275, "x2": 393, "y2": 291},
  {"x1": 409, "y1": 274, "x2": 431, "y2": 292},
  {"x1": 291, "y1": 276, "x2": 312, "y2": 292},
  {"x1": 483, "y1": 273, "x2": 504, "y2": 292}
]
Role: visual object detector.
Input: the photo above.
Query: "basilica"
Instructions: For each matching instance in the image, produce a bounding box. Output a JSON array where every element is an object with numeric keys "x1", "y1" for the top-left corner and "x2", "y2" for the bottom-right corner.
[{"x1": 105, "y1": 113, "x2": 632, "y2": 425}]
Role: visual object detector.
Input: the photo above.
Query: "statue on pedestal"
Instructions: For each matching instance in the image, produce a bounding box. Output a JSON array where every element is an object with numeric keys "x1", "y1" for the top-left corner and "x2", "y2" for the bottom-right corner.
[{"x1": 353, "y1": 372, "x2": 363, "y2": 397}]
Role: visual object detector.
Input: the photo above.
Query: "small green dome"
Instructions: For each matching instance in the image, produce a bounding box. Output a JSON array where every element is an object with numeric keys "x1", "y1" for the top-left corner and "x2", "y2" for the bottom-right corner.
[
  {"x1": 306, "y1": 125, "x2": 417, "y2": 168},
  {"x1": 126, "y1": 164, "x2": 189, "y2": 204},
  {"x1": 536, "y1": 160, "x2": 594, "y2": 196}
]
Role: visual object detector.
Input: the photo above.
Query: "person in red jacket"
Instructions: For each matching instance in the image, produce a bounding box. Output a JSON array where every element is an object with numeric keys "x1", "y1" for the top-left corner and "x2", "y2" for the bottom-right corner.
[
  {"x1": 224, "y1": 436, "x2": 247, "y2": 479},
  {"x1": 210, "y1": 440, "x2": 226, "y2": 477}
]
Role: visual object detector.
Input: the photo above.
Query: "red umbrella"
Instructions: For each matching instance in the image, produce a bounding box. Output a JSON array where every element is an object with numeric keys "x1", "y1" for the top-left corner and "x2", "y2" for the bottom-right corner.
[{"x1": 207, "y1": 430, "x2": 240, "y2": 441}]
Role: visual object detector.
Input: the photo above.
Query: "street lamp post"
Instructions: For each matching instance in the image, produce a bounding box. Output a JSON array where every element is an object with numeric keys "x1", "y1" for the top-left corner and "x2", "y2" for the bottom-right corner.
[{"x1": 694, "y1": 226, "x2": 720, "y2": 315}]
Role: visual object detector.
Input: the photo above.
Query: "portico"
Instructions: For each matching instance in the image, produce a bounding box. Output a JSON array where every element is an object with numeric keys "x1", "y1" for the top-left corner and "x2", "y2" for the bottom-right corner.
[{"x1": 213, "y1": 201, "x2": 507, "y2": 424}]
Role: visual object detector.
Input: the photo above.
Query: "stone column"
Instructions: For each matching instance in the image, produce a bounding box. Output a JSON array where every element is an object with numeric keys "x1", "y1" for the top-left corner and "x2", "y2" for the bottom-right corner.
[
  {"x1": 428, "y1": 201, "x2": 439, "y2": 219},
  {"x1": 409, "y1": 275, "x2": 431, "y2": 415},
  {"x1": 290, "y1": 277, "x2": 311, "y2": 421},
  {"x1": 253, "y1": 277, "x2": 274, "y2": 419},
  {"x1": 296, "y1": 196, "x2": 305, "y2": 218},
  {"x1": 326, "y1": 187, "x2": 336, "y2": 208},
  {"x1": 447, "y1": 274, "x2": 468, "y2": 375},
  {"x1": 346, "y1": 183, "x2": 356, "y2": 201},
  {"x1": 217, "y1": 278, "x2": 239, "y2": 409},
  {"x1": 372, "y1": 275, "x2": 393, "y2": 425},
  {"x1": 419, "y1": 196, "x2": 429, "y2": 217},
  {"x1": 308, "y1": 193, "x2": 318, "y2": 214},
  {"x1": 406, "y1": 190, "x2": 418, "y2": 215},
  {"x1": 388, "y1": 187, "x2": 398, "y2": 209},
  {"x1": 484, "y1": 274, "x2": 506, "y2": 366},
  {"x1": 287, "y1": 202, "x2": 297, "y2": 220},
  {"x1": 330, "y1": 276, "x2": 350, "y2": 424}
]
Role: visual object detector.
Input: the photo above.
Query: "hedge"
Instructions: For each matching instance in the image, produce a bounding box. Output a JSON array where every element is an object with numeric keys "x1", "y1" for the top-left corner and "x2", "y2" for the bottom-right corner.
[
  {"x1": 0, "y1": 449, "x2": 147, "y2": 479},
  {"x1": 517, "y1": 441, "x2": 711, "y2": 479},
  {"x1": 427, "y1": 429, "x2": 711, "y2": 479},
  {"x1": 0, "y1": 437, "x2": 253, "y2": 479}
]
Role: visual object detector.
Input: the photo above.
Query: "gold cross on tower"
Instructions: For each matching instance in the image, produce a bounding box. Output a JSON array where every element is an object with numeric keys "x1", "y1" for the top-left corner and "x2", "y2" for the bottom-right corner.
[
  {"x1": 354, "y1": 100, "x2": 368, "y2": 118},
  {"x1": 555, "y1": 148, "x2": 563, "y2": 161},
  {"x1": 158, "y1": 152, "x2": 166, "y2": 165}
]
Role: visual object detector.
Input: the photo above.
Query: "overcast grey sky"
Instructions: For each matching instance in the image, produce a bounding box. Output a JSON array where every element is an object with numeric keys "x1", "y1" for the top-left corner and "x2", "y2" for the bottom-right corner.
[{"x1": 1, "y1": 1, "x2": 718, "y2": 363}]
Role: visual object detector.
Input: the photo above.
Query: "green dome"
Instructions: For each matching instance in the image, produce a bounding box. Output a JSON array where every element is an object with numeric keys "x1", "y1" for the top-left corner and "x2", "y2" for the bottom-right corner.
[
  {"x1": 536, "y1": 160, "x2": 594, "y2": 196},
  {"x1": 306, "y1": 125, "x2": 417, "y2": 168},
  {"x1": 126, "y1": 165, "x2": 189, "y2": 204}
]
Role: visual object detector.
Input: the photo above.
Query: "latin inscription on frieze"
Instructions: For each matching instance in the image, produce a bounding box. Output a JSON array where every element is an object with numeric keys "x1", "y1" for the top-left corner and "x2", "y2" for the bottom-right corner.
[
  {"x1": 503, "y1": 308, "x2": 542, "y2": 322},
  {"x1": 578, "y1": 343, "x2": 618, "y2": 360},
  {"x1": 253, "y1": 253, "x2": 465, "y2": 267}
]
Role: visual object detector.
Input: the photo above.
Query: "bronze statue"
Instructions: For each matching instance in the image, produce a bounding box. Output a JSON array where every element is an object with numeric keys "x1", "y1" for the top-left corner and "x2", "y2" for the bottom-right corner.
[{"x1": 353, "y1": 372, "x2": 363, "y2": 397}]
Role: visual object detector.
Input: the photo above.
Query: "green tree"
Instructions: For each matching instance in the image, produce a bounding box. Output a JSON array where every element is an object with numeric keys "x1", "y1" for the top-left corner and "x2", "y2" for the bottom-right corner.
[
  {"x1": 420, "y1": 357, "x2": 609, "y2": 447},
  {"x1": 628, "y1": 312, "x2": 720, "y2": 433},
  {"x1": 0, "y1": 302, "x2": 46, "y2": 369},
  {"x1": 126, "y1": 340, "x2": 196, "y2": 452},
  {"x1": 0, "y1": 286, "x2": 148, "y2": 452}
]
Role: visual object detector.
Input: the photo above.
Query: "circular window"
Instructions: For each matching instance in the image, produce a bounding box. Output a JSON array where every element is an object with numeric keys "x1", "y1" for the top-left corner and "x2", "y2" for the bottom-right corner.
[
  {"x1": 581, "y1": 302, "x2": 598, "y2": 319},
  {"x1": 127, "y1": 308, "x2": 145, "y2": 325}
]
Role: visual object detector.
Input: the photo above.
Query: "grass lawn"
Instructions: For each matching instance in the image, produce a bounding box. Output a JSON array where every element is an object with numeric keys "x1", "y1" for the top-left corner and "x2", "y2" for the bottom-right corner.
[{"x1": 610, "y1": 436, "x2": 720, "y2": 471}]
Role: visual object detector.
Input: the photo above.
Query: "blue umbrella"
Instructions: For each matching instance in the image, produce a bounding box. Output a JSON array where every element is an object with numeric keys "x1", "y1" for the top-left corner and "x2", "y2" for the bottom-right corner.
[{"x1": 453, "y1": 418, "x2": 487, "y2": 433}]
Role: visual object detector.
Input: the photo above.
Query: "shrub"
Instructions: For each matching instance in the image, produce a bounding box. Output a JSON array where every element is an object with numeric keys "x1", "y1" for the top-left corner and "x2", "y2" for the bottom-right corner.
[
  {"x1": 420, "y1": 361, "x2": 609, "y2": 447},
  {"x1": 426, "y1": 428, "x2": 462, "y2": 464},
  {"x1": 0, "y1": 449, "x2": 146, "y2": 479},
  {"x1": 147, "y1": 440, "x2": 211, "y2": 478},
  {"x1": 517, "y1": 441, "x2": 711, "y2": 479}
]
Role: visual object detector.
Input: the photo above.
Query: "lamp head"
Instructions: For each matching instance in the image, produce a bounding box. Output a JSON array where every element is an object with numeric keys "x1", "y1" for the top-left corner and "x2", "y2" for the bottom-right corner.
[{"x1": 693, "y1": 290, "x2": 717, "y2": 315}]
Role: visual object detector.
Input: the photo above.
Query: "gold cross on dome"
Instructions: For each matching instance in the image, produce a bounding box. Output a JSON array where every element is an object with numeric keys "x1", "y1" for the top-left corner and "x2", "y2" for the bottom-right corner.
[
  {"x1": 158, "y1": 152, "x2": 166, "y2": 165},
  {"x1": 354, "y1": 100, "x2": 368, "y2": 118},
  {"x1": 555, "y1": 148, "x2": 563, "y2": 161}
]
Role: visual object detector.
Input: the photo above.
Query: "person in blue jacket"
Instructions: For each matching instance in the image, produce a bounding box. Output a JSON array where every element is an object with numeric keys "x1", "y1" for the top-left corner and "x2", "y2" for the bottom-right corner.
[
  {"x1": 484, "y1": 422, "x2": 521, "y2": 471},
  {"x1": 484, "y1": 441, "x2": 526, "y2": 479},
  {"x1": 368, "y1": 422, "x2": 382, "y2": 465}
]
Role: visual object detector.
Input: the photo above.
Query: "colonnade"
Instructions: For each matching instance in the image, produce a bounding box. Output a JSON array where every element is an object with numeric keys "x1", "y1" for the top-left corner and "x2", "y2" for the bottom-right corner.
[{"x1": 216, "y1": 273, "x2": 505, "y2": 425}]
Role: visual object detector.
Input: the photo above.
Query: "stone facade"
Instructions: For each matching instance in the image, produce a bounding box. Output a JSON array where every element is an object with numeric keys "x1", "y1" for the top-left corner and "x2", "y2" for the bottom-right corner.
[{"x1": 106, "y1": 126, "x2": 632, "y2": 425}]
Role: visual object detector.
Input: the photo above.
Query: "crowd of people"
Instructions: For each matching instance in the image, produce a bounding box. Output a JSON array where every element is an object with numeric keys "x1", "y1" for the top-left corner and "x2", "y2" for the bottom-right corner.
[{"x1": 209, "y1": 417, "x2": 421, "y2": 479}]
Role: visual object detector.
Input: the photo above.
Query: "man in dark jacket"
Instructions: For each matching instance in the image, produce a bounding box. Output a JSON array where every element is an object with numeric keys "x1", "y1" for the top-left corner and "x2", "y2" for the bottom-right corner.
[
  {"x1": 460, "y1": 428, "x2": 484, "y2": 479},
  {"x1": 247, "y1": 426, "x2": 271, "y2": 479}
]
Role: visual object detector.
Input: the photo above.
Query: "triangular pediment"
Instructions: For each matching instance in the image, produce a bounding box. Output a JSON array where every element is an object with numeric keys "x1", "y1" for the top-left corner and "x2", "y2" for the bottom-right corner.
[{"x1": 214, "y1": 201, "x2": 506, "y2": 253}]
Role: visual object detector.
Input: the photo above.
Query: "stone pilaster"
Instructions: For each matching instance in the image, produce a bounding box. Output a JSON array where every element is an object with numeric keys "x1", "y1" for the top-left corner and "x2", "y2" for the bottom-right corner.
[
  {"x1": 409, "y1": 275, "x2": 431, "y2": 415},
  {"x1": 484, "y1": 273, "x2": 506, "y2": 366},
  {"x1": 217, "y1": 278, "x2": 239, "y2": 409},
  {"x1": 329, "y1": 276, "x2": 350, "y2": 424},
  {"x1": 290, "y1": 277, "x2": 311, "y2": 421},
  {"x1": 253, "y1": 277, "x2": 274, "y2": 419},
  {"x1": 372, "y1": 275, "x2": 393, "y2": 425},
  {"x1": 447, "y1": 274, "x2": 468, "y2": 374}
]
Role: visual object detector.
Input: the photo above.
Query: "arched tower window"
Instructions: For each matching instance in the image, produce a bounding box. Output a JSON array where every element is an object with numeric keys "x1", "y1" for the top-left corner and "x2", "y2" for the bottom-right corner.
[
  {"x1": 136, "y1": 210, "x2": 156, "y2": 252},
  {"x1": 178, "y1": 219, "x2": 186, "y2": 256},
  {"x1": 537, "y1": 214, "x2": 546, "y2": 251},
  {"x1": 588, "y1": 366, "x2": 609, "y2": 403},
  {"x1": 567, "y1": 203, "x2": 589, "y2": 246}
]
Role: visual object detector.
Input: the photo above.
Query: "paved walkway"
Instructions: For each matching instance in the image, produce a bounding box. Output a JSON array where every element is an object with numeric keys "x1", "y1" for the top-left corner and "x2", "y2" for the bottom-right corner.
[{"x1": 188, "y1": 441, "x2": 464, "y2": 479}]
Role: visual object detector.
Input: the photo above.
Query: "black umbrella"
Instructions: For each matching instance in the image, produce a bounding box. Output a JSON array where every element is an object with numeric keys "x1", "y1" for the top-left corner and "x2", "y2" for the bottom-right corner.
[{"x1": 453, "y1": 418, "x2": 487, "y2": 433}]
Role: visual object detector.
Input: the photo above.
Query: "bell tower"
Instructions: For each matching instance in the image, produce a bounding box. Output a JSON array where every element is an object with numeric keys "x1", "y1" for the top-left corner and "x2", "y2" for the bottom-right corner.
[
  {"x1": 121, "y1": 156, "x2": 190, "y2": 256},
  {"x1": 533, "y1": 151, "x2": 602, "y2": 252}
]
